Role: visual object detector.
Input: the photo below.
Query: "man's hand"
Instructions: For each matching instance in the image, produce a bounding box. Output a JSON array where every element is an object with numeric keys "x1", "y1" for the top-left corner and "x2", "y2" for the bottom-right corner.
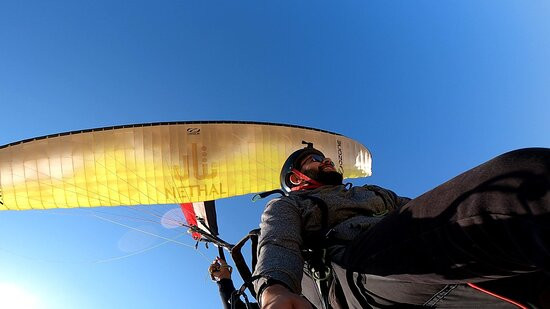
[
  {"x1": 261, "y1": 284, "x2": 313, "y2": 309},
  {"x1": 208, "y1": 257, "x2": 232, "y2": 281}
]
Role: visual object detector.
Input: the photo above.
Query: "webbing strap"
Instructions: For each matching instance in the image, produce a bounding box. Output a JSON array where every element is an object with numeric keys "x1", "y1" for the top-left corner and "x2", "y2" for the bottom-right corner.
[
  {"x1": 231, "y1": 275, "x2": 262, "y2": 309},
  {"x1": 302, "y1": 195, "x2": 333, "y2": 309},
  {"x1": 423, "y1": 284, "x2": 458, "y2": 307},
  {"x1": 306, "y1": 196, "x2": 329, "y2": 231},
  {"x1": 230, "y1": 229, "x2": 261, "y2": 299}
]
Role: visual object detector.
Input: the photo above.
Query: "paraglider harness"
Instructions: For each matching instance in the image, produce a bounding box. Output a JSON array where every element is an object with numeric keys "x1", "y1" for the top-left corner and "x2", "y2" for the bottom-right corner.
[{"x1": 187, "y1": 143, "x2": 550, "y2": 309}]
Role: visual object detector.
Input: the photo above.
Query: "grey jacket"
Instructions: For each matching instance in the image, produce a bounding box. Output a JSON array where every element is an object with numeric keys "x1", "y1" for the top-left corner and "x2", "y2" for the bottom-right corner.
[{"x1": 253, "y1": 184, "x2": 410, "y2": 296}]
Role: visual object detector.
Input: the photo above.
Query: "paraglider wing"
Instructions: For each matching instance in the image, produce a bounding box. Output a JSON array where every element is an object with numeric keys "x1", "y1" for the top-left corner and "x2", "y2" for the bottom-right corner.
[{"x1": 0, "y1": 121, "x2": 371, "y2": 210}]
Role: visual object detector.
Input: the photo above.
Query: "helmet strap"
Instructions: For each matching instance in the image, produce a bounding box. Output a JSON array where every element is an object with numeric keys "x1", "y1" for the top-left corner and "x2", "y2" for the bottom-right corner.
[{"x1": 290, "y1": 168, "x2": 324, "y2": 191}]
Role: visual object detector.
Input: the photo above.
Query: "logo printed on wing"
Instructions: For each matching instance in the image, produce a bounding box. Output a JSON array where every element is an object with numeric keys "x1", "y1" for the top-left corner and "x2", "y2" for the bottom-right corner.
[
  {"x1": 168, "y1": 143, "x2": 223, "y2": 200},
  {"x1": 337, "y1": 140, "x2": 344, "y2": 174},
  {"x1": 187, "y1": 128, "x2": 201, "y2": 135},
  {"x1": 172, "y1": 143, "x2": 218, "y2": 182}
]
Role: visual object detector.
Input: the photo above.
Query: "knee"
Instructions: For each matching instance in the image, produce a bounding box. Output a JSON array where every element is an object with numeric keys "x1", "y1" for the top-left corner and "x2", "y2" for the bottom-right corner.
[
  {"x1": 497, "y1": 148, "x2": 550, "y2": 172},
  {"x1": 499, "y1": 148, "x2": 550, "y2": 200},
  {"x1": 502, "y1": 147, "x2": 550, "y2": 159}
]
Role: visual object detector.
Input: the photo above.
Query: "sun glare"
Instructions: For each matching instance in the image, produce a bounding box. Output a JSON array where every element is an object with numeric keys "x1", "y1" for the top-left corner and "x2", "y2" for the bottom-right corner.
[{"x1": 0, "y1": 283, "x2": 40, "y2": 309}]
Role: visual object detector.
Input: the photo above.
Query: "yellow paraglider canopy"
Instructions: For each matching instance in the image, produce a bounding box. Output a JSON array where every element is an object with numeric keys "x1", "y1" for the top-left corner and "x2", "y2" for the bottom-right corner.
[{"x1": 0, "y1": 121, "x2": 371, "y2": 210}]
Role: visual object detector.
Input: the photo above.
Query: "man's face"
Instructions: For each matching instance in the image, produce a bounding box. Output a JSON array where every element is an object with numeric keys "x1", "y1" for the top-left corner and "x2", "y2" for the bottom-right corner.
[{"x1": 298, "y1": 154, "x2": 343, "y2": 185}]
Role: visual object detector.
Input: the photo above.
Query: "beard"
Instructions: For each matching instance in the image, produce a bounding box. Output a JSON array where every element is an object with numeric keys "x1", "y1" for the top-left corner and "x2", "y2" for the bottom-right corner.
[{"x1": 303, "y1": 168, "x2": 343, "y2": 186}]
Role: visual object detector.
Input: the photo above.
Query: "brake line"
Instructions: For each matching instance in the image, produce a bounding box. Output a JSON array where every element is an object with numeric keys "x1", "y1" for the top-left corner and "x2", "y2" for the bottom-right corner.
[{"x1": 467, "y1": 283, "x2": 528, "y2": 309}]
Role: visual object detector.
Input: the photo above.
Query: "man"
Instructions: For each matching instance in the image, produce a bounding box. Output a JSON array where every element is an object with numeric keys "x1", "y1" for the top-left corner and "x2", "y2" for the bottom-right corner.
[{"x1": 253, "y1": 144, "x2": 550, "y2": 308}]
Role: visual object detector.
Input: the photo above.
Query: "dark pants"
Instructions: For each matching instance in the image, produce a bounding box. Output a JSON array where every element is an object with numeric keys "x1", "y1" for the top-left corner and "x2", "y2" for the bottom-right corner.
[{"x1": 339, "y1": 148, "x2": 550, "y2": 308}]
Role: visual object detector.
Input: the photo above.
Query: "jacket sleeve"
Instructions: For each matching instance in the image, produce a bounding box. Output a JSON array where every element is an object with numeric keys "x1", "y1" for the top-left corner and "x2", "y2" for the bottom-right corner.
[
  {"x1": 253, "y1": 197, "x2": 305, "y2": 296},
  {"x1": 217, "y1": 279, "x2": 256, "y2": 309},
  {"x1": 217, "y1": 279, "x2": 237, "y2": 309}
]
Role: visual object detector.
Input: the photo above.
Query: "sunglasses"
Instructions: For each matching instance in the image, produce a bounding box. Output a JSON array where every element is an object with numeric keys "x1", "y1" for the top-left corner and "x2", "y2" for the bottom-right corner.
[
  {"x1": 309, "y1": 154, "x2": 325, "y2": 163},
  {"x1": 299, "y1": 154, "x2": 326, "y2": 167}
]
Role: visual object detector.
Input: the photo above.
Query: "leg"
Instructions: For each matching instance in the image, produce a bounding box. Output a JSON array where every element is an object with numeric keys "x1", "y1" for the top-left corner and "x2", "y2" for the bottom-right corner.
[
  {"x1": 342, "y1": 148, "x2": 550, "y2": 284},
  {"x1": 331, "y1": 263, "x2": 526, "y2": 308}
]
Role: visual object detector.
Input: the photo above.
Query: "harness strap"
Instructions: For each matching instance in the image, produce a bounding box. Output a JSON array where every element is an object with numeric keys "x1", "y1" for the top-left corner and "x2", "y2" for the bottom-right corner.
[
  {"x1": 423, "y1": 284, "x2": 458, "y2": 307},
  {"x1": 231, "y1": 275, "x2": 263, "y2": 309},
  {"x1": 230, "y1": 229, "x2": 261, "y2": 299},
  {"x1": 301, "y1": 195, "x2": 334, "y2": 309},
  {"x1": 307, "y1": 196, "x2": 329, "y2": 228}
]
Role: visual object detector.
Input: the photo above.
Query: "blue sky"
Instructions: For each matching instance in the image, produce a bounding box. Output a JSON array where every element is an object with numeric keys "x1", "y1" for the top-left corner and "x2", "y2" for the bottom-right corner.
[{"x1": 1, "y1": 1, "x2": 549, "y2": 308}]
